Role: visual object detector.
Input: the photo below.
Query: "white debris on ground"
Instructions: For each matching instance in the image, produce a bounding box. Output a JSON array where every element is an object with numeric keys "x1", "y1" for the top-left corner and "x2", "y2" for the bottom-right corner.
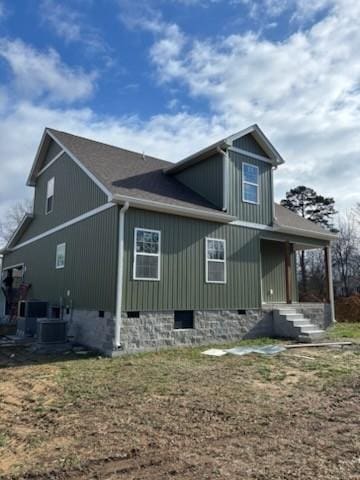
[
  {"x1": 202, "y1": 345, "x2": 286, "y2": 357},
  {"x1": 201, "y1": 348, "x2": 228, "y2": 356}
]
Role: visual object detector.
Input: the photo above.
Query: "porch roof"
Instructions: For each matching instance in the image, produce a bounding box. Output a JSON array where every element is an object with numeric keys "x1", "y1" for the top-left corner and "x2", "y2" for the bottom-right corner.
[{"x1": 274, "y1": 204, "x2": 337, "y2": 241}]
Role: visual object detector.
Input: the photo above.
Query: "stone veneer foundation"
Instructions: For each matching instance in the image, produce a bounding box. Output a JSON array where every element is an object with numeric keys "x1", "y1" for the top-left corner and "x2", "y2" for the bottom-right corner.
[
  {"x1": 66, "y1": 309, "x2": 116, "y2": 353},
  {"x1": 120, "y1": 310, "x2": 273, "y2": 354},
  {"x1": 65, "y1": 303, "x2": 332, "y2": 356}
]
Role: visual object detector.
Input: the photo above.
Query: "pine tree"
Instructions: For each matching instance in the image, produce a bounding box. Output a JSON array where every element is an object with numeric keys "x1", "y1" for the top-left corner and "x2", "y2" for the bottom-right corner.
[{"x1": 280, "y1": 186, "x2": 337, "y2": 292}]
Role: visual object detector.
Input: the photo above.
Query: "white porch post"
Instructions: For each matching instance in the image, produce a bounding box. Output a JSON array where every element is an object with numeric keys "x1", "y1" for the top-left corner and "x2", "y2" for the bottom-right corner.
[{"x1": 325, "y1": 245, "x2": 336, "y2": 323}]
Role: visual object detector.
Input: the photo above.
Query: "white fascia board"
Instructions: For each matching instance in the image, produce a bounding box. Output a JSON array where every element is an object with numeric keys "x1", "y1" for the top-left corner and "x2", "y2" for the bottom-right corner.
[
  {"x1": 227, "y1": 124, "x2": 285, "y2": 165},
  {"x1": 8, "y1": 203, "x2": 115, "y2": 252},
  {"x1": 164, "y1": 140, "x2": 228, "y2": 174},
  {"x1": 36, "y1": 150, "x2": 65, "y2": 178},
  {"x1": 230, "y1": 219, "x2": 336, "y2": 242},
  {"x1": 112, "y1": 194, "x2": 236, "y2": 223},
  {"x1": 225, "y1": 124, "x2": 258, "y2": 144},
  {"x1": 26, "y1": 129, "x2": 49, "y2": 186},
  {"x1": 228, "y1": 147, "x2": 275, "y2": 165},
  {"x1": 259, "y1": 235, "x2": 328, "y2": 249},
  {"x1": 46, "y1": 130, "x2": 113, "y2": 200},
  {"x1": 273, "y1": 224, "x2": 337, "y2": 242},
  {"x1": 2, "y1": 262, "x2": 25, "y2": 271},
  {"x1": 165, "y1": 124, "x2": 284, "y2": 175},
  {"x1": 230, "y1": 220, "x2": 274, "y2": 231},
  {"x1": 6, "y1": 214, "x2": 34, "y2": 250}
]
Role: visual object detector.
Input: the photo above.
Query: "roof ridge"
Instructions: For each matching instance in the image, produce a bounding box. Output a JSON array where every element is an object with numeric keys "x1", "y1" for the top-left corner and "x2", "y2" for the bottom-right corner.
[{"x1": 47, "y1": 127, "x2": 171, "y2": 166}]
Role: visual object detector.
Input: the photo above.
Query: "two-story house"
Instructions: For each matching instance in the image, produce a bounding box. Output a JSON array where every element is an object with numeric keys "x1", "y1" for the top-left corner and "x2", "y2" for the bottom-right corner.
[{"x1": 1, "y1": 125, "x2": 337, "y2": 354}]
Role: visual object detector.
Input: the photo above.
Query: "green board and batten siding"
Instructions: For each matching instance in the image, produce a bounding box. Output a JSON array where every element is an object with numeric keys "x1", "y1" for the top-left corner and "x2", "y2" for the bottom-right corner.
[
  {"x1": 260, "y1": 239, "x2": 298, "y2": 303},
  {"x1": 4, "y1": 203, "x2": 316, "y2": 314},
  {"x1": 175, "y1": 153, "x2": 223, "y2": 209},
  {"x1": 123, "y1": 208, "x2": 262, "y2": 312},
  {"x1": 2, "y1": 207, "x2": 118, "y2": 312},
  {"x1": 174, "y1": 138, "x2": 273, "y2": 225},
  {"x1": 42, "y1": 140, "x2": 62, "y2": 168},
  {"x1": 3, "y1": 142, "x2": 116, "y2": 312},
  {"x1": 228, "y1": 150, "x2": 273, "y2": 225},
  {"x1": 122, "y1": 209, "x2": 327, "y2": 312},
  {"x1": 20, "y1": 152, "x2": 107, "y2": 243},
  {"x1": 233, "y1": 133, "x2": 270, "y2": 157},
  {"x1": 261, "y1": 240, "x2": 286, "y2": 303}
]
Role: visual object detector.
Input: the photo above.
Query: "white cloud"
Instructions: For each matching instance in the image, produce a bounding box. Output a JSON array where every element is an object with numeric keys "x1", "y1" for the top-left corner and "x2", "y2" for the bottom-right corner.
[
  {"x1": 1, "y1": 0, "x2": 360, "y2": 226},
  {"x1": 40, "y1": 0, "x2": 82, "y2": 43},
  {"x1": 149, "y1": 23, "x2": 186, "y2": 82},
  {"x1": 231, "y1": 0, "x2": 335, "y2": 21},
  {"x1": 0, "y1": 100, "x2": 228, "y2": 221},
  {"x1": 39, "y1": 0, "x2": 110, "y2": 57},
  {"x1": 0, "y1": 38, "x2": 96, "y2": 103},
  {"x1": 140, "y1": 0, "x2": 360, "y2": 211}
]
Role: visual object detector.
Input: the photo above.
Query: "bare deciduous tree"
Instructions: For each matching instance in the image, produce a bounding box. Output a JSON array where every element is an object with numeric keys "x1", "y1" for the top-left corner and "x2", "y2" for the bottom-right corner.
[
  {"x1": 305, "y1": 249, "x2": 327, "y2": 300},
  {"x1": 332, "y1": 213, "x2": 359, "y2": 297},
  {"x1": 0, "y1": 199, "x2": 33, "y2": 247}
]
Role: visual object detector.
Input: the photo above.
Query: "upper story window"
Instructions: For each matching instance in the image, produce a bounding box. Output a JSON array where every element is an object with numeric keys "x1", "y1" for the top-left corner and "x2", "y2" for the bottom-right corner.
[
  {"x1": 46, "y1": 177, "x2": 55, "y2": 214},
  {"x1": 56, "y1": 243, "x2": 66, "y2": 269},
  {"x1": 133, "y1": 228, "x2": 161, "y2": 281},
  {"x1": 205, "y1": 238, "x2": 226, "y2": 283},
  {"x1": 242, "y1": 163, "x2": 259, "y2": 204}
]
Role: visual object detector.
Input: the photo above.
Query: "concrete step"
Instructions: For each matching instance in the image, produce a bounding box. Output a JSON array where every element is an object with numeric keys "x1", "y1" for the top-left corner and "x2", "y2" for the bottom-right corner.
[
  {"x1": 300, "y1": 327, "x2": 325, "y2": 334},
  {"x1": 280, "y1": 314, "x2": 305, "y2": 321},
  {"x1": 277, "y1": 309, "x2": 299, "y2": 315},
  {"x1": 274, "y1": 308, "x2": 326, "y2": 342},
  {"x1": 298, "y1": 331, "x2": 326, "y2": 342},
  {"x1": 292, "y1": 321, "x2": 314, "y2": 328}
]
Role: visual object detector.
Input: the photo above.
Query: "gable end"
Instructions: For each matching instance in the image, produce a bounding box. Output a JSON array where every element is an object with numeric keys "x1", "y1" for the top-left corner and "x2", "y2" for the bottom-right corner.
[
  {"x1": 27, "y1": 129, "x2": 112, "y2": 200},
  {"x1": 232, "y1": 133, "x2": 270, "y2": 158}
]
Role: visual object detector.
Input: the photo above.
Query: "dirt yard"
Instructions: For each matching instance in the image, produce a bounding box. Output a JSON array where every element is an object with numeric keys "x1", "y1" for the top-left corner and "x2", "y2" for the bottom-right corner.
[{"x1": 0, "y1": 325, "x2": 359, "y2": 480}]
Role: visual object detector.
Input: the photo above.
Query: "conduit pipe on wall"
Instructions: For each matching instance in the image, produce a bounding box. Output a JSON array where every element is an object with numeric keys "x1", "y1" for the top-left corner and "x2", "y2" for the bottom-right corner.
[{"x1": 114, "y1": 201, "x2": 129, "y2": 349}]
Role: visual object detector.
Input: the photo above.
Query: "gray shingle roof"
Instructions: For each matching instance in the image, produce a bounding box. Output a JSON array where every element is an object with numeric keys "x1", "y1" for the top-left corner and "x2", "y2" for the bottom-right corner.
[
  {"x1": 48, "y1": 129, "x2": 220, "y2": 214},
  {"x1": 48, "y1": 129, "x2": 335, "y2": 238},
  {"x1": 275, "y1": 204, "x2": 336, "y2": 237}
]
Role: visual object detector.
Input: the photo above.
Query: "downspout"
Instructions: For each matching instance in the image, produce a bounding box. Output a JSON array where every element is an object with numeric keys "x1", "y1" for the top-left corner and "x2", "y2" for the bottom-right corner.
[
  {"x1": 217, "y1": 146, "x2": 229, "y2": 212},
  {"x1": 114, "y1": 201, "x2": 130, "y2": 349},
  {"x1": 271, "y1": 165, "x2": 277, "y2": 225}
]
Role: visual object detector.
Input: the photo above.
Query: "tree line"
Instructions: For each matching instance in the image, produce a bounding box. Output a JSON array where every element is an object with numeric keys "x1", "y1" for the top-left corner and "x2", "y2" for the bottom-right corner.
[{"x1": 281, "y1": 186, "x2": 360, "y2": 299}]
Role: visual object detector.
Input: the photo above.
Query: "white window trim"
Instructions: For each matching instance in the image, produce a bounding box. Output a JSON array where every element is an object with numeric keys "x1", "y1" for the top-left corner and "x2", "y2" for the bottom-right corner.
[
  {"x1": 242, "y1": 162, "x2": 259, "y2": 205},
  {"x1": 133, "y1": 228, "x2": 161, "y2": 281},
  {"x1": 56, "y1": 243, "x2": 66, "y2": 270},
  {"x1": 205, "y1": 237, "x2": 227, "y2": 284},
  {"x1": 45, "y1": 177, "x2": 55, "y2": 215}
]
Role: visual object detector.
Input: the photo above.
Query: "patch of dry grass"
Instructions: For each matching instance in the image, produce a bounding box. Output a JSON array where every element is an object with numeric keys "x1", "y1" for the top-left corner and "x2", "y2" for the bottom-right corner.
[{"x1": 0, "y1": 332, "x2": 359, "y2": 479}]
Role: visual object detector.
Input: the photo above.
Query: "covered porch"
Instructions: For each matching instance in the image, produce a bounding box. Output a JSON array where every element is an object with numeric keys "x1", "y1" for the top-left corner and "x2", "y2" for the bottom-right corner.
[{"x1": 260, "y1": 238, "x2": 335, "y2": 326}]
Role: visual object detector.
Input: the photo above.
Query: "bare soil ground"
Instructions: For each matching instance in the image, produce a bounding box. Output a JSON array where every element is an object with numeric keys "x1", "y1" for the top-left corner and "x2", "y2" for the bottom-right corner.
[{"x1": 0, "y1": 326, "x2": 360, "y2": 480}]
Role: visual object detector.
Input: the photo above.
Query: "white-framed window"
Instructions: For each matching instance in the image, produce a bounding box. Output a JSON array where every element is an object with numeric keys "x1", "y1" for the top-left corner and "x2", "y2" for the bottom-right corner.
[
  {"x1": 242, "y1": 163, "x2": 259, "y2": 204},
  {"x1": 46, "y1": 177, "x2": 55, "y2": 214},
  {"x1": 133, "y1": 228, "x2": 161, "y2": 281},
  {"x1": 56, "y1": 243, "x2": 66, "y2": 269},
  {"x1": 205, "y1": 237, "x2": 226, "y2": 284}
]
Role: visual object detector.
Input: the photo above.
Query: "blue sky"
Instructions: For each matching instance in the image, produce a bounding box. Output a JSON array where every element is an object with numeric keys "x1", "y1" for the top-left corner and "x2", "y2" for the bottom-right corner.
[{"x1": 0, "y1": 0, "x2": 359, "y2": 218}]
